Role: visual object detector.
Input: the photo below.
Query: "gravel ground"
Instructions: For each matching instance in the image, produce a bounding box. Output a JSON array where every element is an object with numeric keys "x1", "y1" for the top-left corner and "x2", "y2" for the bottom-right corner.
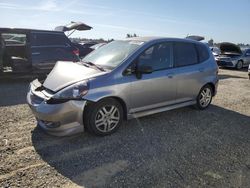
[{"x1": 0, "y1": 68, "x2": 250, "y2": 188}]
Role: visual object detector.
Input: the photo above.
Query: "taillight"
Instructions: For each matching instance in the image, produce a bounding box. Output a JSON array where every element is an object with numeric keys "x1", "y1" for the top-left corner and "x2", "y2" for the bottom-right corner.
[{"x1": 73, "y1": 48, "x2": 79, "y2": 56}]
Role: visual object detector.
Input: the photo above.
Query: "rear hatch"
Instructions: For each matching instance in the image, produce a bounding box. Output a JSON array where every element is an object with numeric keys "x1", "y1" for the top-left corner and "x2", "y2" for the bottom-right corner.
[{"x1": 54, "y1": 21, "x2": 92, "y2": 32}]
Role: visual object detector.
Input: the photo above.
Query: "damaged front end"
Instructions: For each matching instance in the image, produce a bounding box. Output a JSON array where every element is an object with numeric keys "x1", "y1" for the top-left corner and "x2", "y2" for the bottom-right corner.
[
  {"x1": 215, "y1": 42, "x2": 242, "y2": 68},
  {"x1": 27, "y1": 79, "x2": 87, "y2": 136}
]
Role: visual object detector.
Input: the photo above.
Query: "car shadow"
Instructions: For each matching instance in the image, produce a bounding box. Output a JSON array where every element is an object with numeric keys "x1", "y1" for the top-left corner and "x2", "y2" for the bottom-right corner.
[
  {"x1": 219, "y1": 67, "x2": 248, "y2": 72},
  {"x1": 31, "y1": 105, "x2": 250, "y2": 187},
  {"x1": 219, "y1": 74, "x2": 247, "y2": 80},
  {"x1": 0, "y1": 80, "x2": 29, "y2": 107}
]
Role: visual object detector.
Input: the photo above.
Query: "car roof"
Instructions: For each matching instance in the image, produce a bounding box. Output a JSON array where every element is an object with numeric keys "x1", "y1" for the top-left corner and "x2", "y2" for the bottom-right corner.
[
  {"x1": 0, "y1": 27, "x2": 63, "y2": 34},
  {"x1": 124, "y1": 36, "x2": 204, "y2": 44}
]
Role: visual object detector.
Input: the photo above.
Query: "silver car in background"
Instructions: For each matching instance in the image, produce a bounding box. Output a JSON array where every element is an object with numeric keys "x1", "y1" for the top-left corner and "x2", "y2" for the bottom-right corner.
[
  {"x1": 27, "y1": 37, "x2": 219, "y2": 136},
  {"x1": 210, "y1": 47, "x2": 221, "y2": 57},
  {"x1": 216, "y1": 43, "x2": 250, "y2": 69}
]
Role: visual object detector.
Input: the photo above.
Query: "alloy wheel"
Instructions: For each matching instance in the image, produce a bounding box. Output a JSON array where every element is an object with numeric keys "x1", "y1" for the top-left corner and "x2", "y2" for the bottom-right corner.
[
  {"x1": 95, "y1": 105, "x2": 120, "y2": 133},
  {"x1": 199, "y1": 88, "x2": 212, "y2": 108}
]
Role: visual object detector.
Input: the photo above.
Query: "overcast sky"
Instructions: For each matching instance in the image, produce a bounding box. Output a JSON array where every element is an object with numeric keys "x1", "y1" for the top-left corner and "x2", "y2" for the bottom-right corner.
[{"x1": 1, "y1": 0, "x2": 250, "y2": 43}]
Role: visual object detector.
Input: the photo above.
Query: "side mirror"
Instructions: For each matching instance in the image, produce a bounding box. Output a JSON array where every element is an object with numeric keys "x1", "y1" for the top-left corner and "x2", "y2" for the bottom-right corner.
[
  {"x1": 137, "y1": 65, "x2": 153, "y2": 74},
  {"x1": 123, "y1": 66, "x2": 135, "y2": 75},
  {"x1": 135, "y1": 65, "x2": 153, "y2": 79},
  {"x1": 123, "y1": 63, "x2": 136, "y2": 76}
]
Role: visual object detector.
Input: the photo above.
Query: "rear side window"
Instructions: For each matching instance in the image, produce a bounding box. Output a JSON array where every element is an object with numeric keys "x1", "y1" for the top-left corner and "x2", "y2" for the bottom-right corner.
[
  {"x1": 1, "y1": 33, "x2": 27, "y2": 45},
  {"x1": 196, "y1": 44, "x2": 209, "y2": 62},
  {"x1": 174, "y1": 42, "x2": 198, "y2": 67},
  {"x1": 31, "y1": 33, "x2": 69, "y2": 46}
]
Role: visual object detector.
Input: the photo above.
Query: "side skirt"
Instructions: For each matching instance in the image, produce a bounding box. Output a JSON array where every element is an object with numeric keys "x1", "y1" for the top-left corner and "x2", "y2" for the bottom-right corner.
[{"x1": 127, "y1": 100, "x2": 196, "y2": 119}]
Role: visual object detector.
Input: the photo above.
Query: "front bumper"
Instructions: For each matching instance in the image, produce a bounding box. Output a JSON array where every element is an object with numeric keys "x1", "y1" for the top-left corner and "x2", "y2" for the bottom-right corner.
[
  {"x1": 216, "y1": 60, "x2": 235, "y2": 67},
  {"x1": 27, "y1": 80, "x2": 87, "y2": 136}
]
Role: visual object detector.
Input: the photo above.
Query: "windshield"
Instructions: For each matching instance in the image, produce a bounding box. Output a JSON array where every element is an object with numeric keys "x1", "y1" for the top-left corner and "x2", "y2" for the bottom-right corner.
[{"x1": 82, "y1": 40, "x2": 143, "y2": 69}]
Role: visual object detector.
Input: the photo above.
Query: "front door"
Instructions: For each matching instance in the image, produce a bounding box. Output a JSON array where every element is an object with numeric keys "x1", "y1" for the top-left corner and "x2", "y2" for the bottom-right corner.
[{"x1": 128, "y1": 42, "x2": 177, "y2": 113}]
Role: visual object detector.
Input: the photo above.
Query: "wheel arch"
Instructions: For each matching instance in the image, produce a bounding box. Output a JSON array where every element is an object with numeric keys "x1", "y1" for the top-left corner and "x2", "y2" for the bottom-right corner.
[
  {"x1": 85, "y1": 96, "x2": 128, "y2": 120},
  {"x1": 236, "y1": 59, "x2": 244, "y2": 68},
  {"x1": 202, "y1": 82, "x2": 216, "y2": 96}
]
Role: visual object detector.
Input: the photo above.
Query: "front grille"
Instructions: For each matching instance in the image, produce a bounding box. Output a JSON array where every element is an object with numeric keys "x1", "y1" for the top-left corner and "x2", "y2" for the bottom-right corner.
[{"x1": 217, "y1": 61, "x2": 233, "y2": 66}]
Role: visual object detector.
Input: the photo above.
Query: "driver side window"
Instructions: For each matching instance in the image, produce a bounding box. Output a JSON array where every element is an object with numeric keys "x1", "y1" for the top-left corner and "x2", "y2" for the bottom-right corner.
[{"x1": 138, "y1": 42, "x2": 172, "y2": 71}]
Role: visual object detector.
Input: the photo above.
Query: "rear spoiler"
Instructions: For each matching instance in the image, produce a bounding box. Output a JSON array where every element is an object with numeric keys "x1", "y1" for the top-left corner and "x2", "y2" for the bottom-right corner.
[{"x1": 186, "y1": 35, "x2": 205, "y2": 41}]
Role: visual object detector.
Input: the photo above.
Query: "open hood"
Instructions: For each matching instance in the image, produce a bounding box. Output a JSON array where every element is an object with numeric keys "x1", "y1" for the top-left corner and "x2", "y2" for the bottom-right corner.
[
  {"x1": 54, "y1": 21, "x2": 92, "y2": 32},
  {"x1": 43, "y1": 61, "x2": 106, "y2": 92},
  {"x1": 219, "y1": 42, "x2": 242, "y2": 54},
  {"x1": 186, "y1": 35, "x2": 205, "y2": 41}
]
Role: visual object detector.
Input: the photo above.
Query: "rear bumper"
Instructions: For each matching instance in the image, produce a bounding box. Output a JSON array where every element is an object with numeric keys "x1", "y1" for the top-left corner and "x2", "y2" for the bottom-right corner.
[{"x1": 27, "y1": 80, "x2": 86, "y2": 136}]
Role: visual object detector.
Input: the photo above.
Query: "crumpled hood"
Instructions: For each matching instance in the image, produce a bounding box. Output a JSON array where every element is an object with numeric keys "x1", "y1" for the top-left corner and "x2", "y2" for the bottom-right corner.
[
  {"x1": 219, "y1": 42, "x2": 242, "y2": 54},
  {"x1": 43, "y1": 61, "x2": 106, "y2": 92}
]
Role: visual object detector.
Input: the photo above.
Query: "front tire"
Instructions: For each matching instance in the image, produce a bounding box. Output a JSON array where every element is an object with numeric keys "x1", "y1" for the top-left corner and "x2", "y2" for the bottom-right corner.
[
  {"x1": 236, "y1": 61, "x2": 243, "y2": 70},
  {"x1": 84, "y1": 98, "x2": 123, "y2": 136},
  {"x1": 195, "y1": 85, "x2": 213, "y2": 110}
]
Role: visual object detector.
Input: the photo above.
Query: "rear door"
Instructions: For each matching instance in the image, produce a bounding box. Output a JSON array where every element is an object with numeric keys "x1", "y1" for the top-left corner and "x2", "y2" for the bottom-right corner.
[
  {"x1": 30, "y1": 31, "x2": 77, "y2": 71},
  {"x1": 172, "y1": 42, "x2": 207, "y2": 103}
]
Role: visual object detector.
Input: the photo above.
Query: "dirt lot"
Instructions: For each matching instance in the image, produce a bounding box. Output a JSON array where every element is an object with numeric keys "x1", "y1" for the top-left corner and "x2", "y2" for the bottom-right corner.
[{"x1": 0, "y1": 68, "x2": 250, "y2": 188}]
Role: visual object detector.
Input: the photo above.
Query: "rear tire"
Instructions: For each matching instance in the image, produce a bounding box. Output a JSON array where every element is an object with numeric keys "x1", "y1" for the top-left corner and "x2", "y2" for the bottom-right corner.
[
  {"x1": 84, "y1": 98, "x2": 123, "y2": 136},
  {"x1": 195, "y1": 85, "x2": 213, "y2": 110}
]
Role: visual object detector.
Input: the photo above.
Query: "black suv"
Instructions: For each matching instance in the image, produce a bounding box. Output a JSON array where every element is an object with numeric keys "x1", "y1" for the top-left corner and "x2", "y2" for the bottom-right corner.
[
  {"x1": 0, "y1": 22, "x2": 93, "y2": 74},
  {"x1": 0, "y1": 28, "x2": 81, "y2": 73}
]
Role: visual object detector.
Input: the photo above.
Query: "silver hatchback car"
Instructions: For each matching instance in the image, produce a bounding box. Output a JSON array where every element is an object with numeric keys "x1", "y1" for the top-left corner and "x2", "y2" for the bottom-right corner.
[{"x1": 27, "y1": 37, "x2": 219, "y2": 136}]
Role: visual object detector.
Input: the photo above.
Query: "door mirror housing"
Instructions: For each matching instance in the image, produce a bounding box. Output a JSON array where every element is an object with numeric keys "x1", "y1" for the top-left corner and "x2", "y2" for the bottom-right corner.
[
  {"x1": 123, "y1": 63, "x2": 136, "y2": 76},
  {"x1": 135, "y1": 65, "x2": 153, "y2": 79},
  {"x1": 137, "y1": 65, "x2": 153, "y2": 74}
]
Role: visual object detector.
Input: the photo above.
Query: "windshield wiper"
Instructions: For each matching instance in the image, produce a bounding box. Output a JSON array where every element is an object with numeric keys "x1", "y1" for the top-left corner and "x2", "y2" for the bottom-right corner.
[{"x1": 81, "y1": 61, "x2": 105, "y2": 72}]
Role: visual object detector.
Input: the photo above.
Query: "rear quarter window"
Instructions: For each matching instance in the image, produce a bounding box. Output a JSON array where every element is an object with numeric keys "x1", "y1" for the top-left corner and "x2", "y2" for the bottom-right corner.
[
  {"x1": 31, "y1": 33, "x2": 69, "y2": 46},
  {"x1": 1, "y1": 33, "x2": 27, "y2": 45},
  {"x1": 196, "y1": 44, "x2": 209, "y2": 62}
]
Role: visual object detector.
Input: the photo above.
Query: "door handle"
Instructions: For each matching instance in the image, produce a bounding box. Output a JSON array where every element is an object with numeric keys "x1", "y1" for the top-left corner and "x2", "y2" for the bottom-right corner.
[
  {"x1": 32, "y1": 52, "x2": 41, "y2": 55},
  {"x1": 166, "y1": 73, "x2": 174, "y2": 78},
  {"x1": 199, "y1": 68, "x2": 205, "y2": 72}
]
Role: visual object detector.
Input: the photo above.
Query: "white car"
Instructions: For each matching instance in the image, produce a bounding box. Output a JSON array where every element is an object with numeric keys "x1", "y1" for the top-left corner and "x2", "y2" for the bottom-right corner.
[
  {"x1": 210, "y1": 47, "x2": 221, "y2": 57},
  {"x1": 216, "y1": 43, "x2": 250, "y2": 70}
]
